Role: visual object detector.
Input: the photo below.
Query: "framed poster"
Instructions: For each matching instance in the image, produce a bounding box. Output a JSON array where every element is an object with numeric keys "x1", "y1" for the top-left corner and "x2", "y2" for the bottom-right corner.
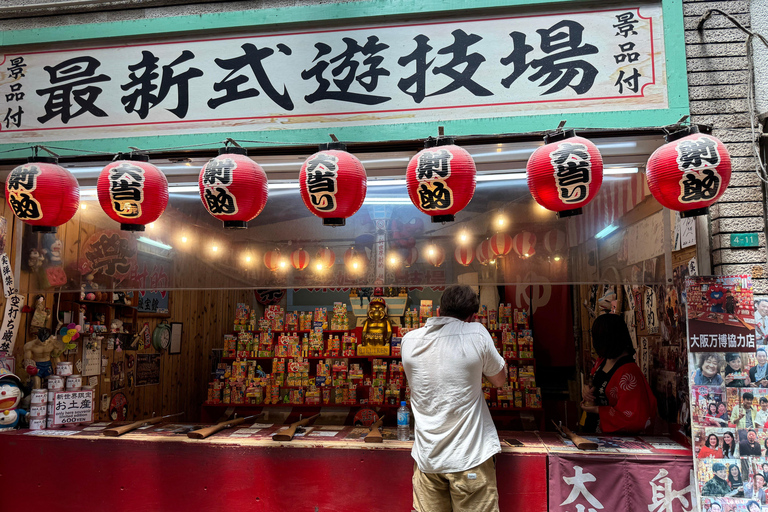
[
  {"x1": 136, "y1": 252, "x2": 171, "y2": 317},
  {"x1": 136, "y1": 353, "x2": 160, "y2": 386}
]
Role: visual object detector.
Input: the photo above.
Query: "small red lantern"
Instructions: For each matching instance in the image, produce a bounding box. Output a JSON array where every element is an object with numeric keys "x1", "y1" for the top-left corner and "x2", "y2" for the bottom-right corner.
[
  {"x1": 526, "y1": 129, "x2": 603, "y2": 218},
  {"x1": 199, "y1": 147, "x2": 268, "y2": 229},
  {"x1": 316, "y1": 247, "x2": 336, "y2": 269},
  {"x1": 476, "y1": 240, "x2": 492, "y2": 265},
  {"x1": 646, "y1": 125, "x2": 732, "y2": 218},
  {"x1": 5, "y1": 156, "x2": 80, "y2": 233},
  {"x1": 512, "y1": 231, "x2": 537, "y2": 258},
  {"x1": 489, "y1": 233, "x2": 513, "y2": 257},
  {"x1": 299, "y1": 142, "x2": 367, "y2": 226},
  {"x1": 454, "y1": 246, "x2": 474, "y2": 266},
  {"x1": 264, "y1": 249, "x2": 281, "y2": 272},
  {"x1": 543, "y1": 229, "x2": 566, "y2": 255},
  {"x1": 406, "y1": 137, "x2": 476, "y2": 223},
  {"x1": 291, "y1": 249, "x2": 310, "y2": 270},
  {"x1": 425, "y1": 245, "x2": 445, "y2": 267},
  {"x1": 403, "y1": 247, "x2": 419, "y2": 267},
  {"x1": 97, "y1": 154, "x2": 168, "y2": 231}
]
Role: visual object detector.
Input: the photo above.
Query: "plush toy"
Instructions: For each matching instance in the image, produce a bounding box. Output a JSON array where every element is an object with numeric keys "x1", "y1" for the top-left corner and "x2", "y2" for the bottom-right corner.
[{"x1": 0, "y1": 368, "x2": 27, "y2": 430}]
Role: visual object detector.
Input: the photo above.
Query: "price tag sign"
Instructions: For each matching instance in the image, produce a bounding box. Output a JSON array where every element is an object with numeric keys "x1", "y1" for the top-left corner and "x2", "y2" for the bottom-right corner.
[{"x1": 53, "y1": 390, "x2": 94, "y2": 425}]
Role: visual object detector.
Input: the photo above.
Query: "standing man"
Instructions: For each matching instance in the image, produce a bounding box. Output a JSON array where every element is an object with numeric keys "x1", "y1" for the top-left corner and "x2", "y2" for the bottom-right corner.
[
  {"x1": 402, "y1": 285, "x2": 507, "y2": 512},
  {"x1": 731, "y1": 392, "x2": 757, "y2": 429},
  {"x1": 756, "y1": 299, "x2": 768, "y2": 345}
]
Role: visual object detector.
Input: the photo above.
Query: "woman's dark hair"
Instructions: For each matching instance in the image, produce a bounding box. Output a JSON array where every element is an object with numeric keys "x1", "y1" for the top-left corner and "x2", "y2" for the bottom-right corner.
[
  {"x1": 708, "y1": 402, "x2": 718, "y2": 415},
  {"x1": 726, "y1": 353, "x2": 741, "y2": 363},
  {"x1": 439, "y1": 285, "x2": 480, "y2": 320},
  {"x1": 723, "y1": 433, "x2": 735, "y2": 457},
  {"x1": 728, "y1": 464, "x2": 742, "y2": 486},
  {"x1": 590, "y1": 314, "x2": 635, "y2": 359},
  {"x1": 706, "y1": 433, "x2": 719, "y2": 448}
]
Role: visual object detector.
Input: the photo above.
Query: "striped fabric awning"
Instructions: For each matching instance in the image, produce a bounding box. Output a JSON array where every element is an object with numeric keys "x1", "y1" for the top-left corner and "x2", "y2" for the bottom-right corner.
[{"x1": 567, "y1": 173, "x2": 648, "y2": 247}]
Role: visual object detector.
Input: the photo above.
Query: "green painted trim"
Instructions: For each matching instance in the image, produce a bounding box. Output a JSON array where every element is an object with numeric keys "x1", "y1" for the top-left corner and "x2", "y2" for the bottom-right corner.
[{"x1": 0, "y1": 0, "x2": 690, "y2": 159}]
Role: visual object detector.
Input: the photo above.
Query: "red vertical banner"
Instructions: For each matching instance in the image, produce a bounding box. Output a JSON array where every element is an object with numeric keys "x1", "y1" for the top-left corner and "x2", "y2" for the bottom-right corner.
[{"x1": 548, "y1": 454, "x2": 694, "y2": 511}]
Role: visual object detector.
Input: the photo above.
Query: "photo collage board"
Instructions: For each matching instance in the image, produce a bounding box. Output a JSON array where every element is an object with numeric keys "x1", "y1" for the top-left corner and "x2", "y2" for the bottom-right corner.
[{"x1": 687, "y1": 275, "x2": 768, "y2": 512}]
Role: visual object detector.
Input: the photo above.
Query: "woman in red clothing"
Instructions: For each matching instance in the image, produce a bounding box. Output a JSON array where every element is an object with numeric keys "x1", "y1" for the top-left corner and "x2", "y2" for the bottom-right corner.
[
  {"x1": 697, "y1": 433, "x2": 723, "y2": 459},
  {"x1": 581, "y1": 314, "x2": 657, "y2": 433}
]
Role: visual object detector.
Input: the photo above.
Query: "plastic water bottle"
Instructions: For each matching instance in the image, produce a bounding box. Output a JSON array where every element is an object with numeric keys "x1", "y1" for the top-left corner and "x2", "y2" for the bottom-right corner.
[{"x1": 397, "y1": 401, "x2": 410, "y2": 441}]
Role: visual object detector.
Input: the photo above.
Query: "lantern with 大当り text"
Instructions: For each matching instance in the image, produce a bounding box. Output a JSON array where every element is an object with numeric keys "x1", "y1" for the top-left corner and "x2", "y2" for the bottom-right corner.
[
  {"x1": 300, "y1": 142, "x2": 367, "y2": 226},
  {"x1": 646, "y1": 125, "x2": 732, "y2": 218},
  {"x1": 489, "y1": 233, "x2": 513, "y2": 257},
  {"x1": 291, "y1": 249, "x2": 310, "y2": 271},
  {"x1": 5, "y1": 157, "x2": 80, "y2": 233},
  {"x1": 264, "y1": 249, "x2": 281, "y2": 272},
  {"x1": 454, "y1": 246, "x2": 474, "y2": 266},
  {"x1": 425, "y1": 244, "x2": 445, "y2": 267},
  {"x1": 526, "y1": 129, "x2": 603, "y2": 218},
  {"x1": 476, "y1": 239, "x2": 492, "y2": 265},
  {"x1": 406, "y1": 137, "x2": 476, "y2": 223},
  {"x1": 543, "y1": 229, "x2": 566, "y2": 255},
  {"x1": 199, "y1": 147, "x2": 268, "y2": 229},
  {"x1": 316, "y1": 247, "x2": 336, "y2": 269},
  {"x1": 97, "y1": 154, "x2": 168, "y2": 231},
  {"x1": 512, "y1": 231, "x2": 537, "y2": 258}
]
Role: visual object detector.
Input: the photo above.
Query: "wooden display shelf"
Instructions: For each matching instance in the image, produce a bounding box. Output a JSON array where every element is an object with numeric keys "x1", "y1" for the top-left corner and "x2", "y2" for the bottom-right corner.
[{"x1": 73, "y1": 299, "x2": 136, "y2": 308}]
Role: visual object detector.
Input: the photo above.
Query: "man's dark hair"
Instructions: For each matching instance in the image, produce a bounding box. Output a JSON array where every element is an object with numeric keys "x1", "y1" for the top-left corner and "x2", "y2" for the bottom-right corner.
[
  {"x1": 761, "y1": 397, "x2": 768, "y2": 405},
  {"x1": 744, "y1": 392, "x2": 755, "y2": 401},
  {"x1": 698, "y1": 353, "x2": 721, "y2": 369},
  {"x1": 591, "y1": 314, "x2": 635, "y2": 359},
  {"x1": 439, "y1": 285, "x2": 480, "y2": 320}
]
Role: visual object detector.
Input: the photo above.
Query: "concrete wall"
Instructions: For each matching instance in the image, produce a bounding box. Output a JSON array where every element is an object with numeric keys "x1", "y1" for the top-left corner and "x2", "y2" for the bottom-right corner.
[{"x1": 685, "y1": 0, "x2": 768, "y2": 295}]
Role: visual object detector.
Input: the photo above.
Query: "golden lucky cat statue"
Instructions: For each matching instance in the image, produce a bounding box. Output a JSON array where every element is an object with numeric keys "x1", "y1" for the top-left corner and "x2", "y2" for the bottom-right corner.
[{"x1": 361, "y1": 298, "x2": 392, "y2": 348}]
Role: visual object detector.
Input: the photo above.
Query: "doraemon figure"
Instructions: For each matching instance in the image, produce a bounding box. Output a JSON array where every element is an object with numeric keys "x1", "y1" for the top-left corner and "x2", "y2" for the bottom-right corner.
[{"x1": 0, "y1": 368, "x2": 27, "y2": 430}]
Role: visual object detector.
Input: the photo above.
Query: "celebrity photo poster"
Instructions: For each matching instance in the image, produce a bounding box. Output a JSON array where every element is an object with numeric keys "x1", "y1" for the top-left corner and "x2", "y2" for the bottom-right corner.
[{"x1": 687, "y1": 275, "x2": 768, "y2": 511}]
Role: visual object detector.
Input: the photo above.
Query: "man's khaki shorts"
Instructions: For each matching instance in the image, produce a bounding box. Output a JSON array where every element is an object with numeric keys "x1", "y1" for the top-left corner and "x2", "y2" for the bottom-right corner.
[{"x1": 412, "y1": 456, "x2": 499, "y2": 512}]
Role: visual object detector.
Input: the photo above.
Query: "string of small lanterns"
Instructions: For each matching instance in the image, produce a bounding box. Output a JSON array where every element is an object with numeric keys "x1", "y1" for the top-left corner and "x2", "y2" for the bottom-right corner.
[{"x1": 5, "y1": 124, "x2": 733, "y2": 278}]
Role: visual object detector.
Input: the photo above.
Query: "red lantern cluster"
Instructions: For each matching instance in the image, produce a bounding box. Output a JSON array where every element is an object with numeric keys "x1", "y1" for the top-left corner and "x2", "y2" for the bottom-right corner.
[
  {"x1": 646, "y1": 125, "x2": 732, "y2": 218},
  {"x1": 97, "y1": 154, "x2": 168, "y2": 231},
  {"x1": 526, "y1": 129, "x2": 603, "y2": 217},
  {"x1": 199, "y1": 147, "x2": 268, "y2": 229},
  {"x1": 406, "y1": 138, "x2": 476, "y2": 223},
  {"x1": 300, "y1": 142, "x2": 367, "y2": 226},
  {"x1": 489, "y1": 233, "x2": 512, "y2": 257},
  {"x1": 5, "y1": 157, "x2": 80, "y2": 233}
]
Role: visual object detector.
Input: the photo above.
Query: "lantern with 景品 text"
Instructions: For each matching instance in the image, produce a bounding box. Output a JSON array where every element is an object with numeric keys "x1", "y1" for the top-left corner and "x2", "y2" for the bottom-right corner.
[
  {"x1": 299, "y1": 143, "x2": 367, "y2": 226},
  {"x1": 646, "y1": 125, "x2": 732, "y2": 218},
  {"x1": 526, "y1": 129, "x2": 603, "y2": 218},
  {"x1": 199, "y1": 147, "x2": 268, "y2": 229},
  {"x1": 406, "y1": 138, "x2": 476, "y2": 223},
  {"x1": 97, "y1": 154, "x2": 168, "y2": 231},
  {"x1": 5, "y1": 157, "x2": 80, "y2": 233}
]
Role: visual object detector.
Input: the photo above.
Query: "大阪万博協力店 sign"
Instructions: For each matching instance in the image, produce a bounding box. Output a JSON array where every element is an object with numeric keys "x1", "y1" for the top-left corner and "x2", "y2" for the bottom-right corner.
[{"x1": 1, "y1": 6, "x2": 667, "y2": 141}]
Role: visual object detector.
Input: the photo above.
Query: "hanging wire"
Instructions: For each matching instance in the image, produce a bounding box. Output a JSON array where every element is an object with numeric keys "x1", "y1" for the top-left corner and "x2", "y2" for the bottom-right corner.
[{"x1": 697, "y1": 8, "x2": 768, "y2": 183}]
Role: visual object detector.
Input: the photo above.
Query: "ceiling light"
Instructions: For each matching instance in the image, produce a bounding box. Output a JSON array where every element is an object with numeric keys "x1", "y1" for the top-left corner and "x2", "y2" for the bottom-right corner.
[
  {"x1": 595, "y1": 225, "x2": 619, "y2": 239},
  {"x1": 212, "y1": 245, "x2": 218, "y2": 252},
  {"x1": 80, "y1": 204, "x2": 87, "y2": 210},
  {"x1": 137, "y1": 237, "x2": 172, "y2": 251}
]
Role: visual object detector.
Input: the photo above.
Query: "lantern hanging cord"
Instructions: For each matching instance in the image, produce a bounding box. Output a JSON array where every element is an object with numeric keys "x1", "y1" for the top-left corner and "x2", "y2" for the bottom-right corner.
[{"x1": 697, "y1": 9, "x2": 768, "y2": 183}]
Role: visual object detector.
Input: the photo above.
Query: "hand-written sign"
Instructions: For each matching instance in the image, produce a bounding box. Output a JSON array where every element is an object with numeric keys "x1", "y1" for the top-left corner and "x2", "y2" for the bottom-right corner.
[
  {"x1": 0, "y1": 254, "x2": 15, "y2": 298},
  {"x1": 0, "y1": 294, "x2": 24, "y2": 353},
  {"x1": 53, "y1": 390, "x2": 94, "y2": 425},
  {"x1": 2, "y1": 6, "x2": 667, "y2": 141},
  {"x1": 136, "y1": 353, "x2": 160, "y2": 386}
]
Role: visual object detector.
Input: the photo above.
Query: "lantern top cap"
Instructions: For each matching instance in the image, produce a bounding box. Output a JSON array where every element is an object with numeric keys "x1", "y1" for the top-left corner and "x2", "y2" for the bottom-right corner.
[
  {"x1": 319, "y1": 141, "x2": 347, "y2": 151},
  {"x1": 543, "y1": 128, "x2": 576, "y2": 144},
  {"x1": 665, "y1": 124, "x2": 703, "y2": 143},
  {"x1": 116, "y1": 152, "x2": 150, "y2": 162},
  {"x1": 218, "y1": 146, "x2": 248, "y2": 156},
  {"x1": 26, "y1": 156, "x2": 58, "y2": 164},
  {"x1": 423, "y1": 136, "x2": 456, "y2": 148}
]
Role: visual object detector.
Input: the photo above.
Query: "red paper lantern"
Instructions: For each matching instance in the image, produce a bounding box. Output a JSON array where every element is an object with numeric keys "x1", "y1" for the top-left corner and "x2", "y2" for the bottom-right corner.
[
  {"x1": 97, "y1": 154, "x2": 168, "y2": 231},
  {"x1": 489, "y1": 233, "x2": 513, "y2": 257},
  {"x1": 316, "y1": 247, "x2": 336, "y2": 269},
  {"x1": 291, "y1": 249, "x2": 310, "y2": 270},
  {"x1": 526, "y1": 129, "x2": 603, "y2": 217},
  {"x1": 403, "y1": 247, "x2": 419, "y2": 267},
  {"x1": 199, "y1": 147, "x2": 268, "y2": 229},
  {"x1": 646, "y1": 125, "x2": 732, "y2": 218},
  {"x1": 6, "y1": 157, "x2": 80, "y2": 233},
  {"x1": 454, "y1": 246, "x2": 474, "y2": 266},
  {"x1": 543, "y1": 229, "x2": 566, "y2": 255},
  {"x1": 476, "y1": 239, "x2": 492, "y2": 265},
  {"x1": 512, "y1": 231, "x2": 537, "y2": 258},
  {"x1": 425, "y1": 245, "x2": 445, "y2": 267},
  {"x1": 406, "y1": 138, "x2": 476, "y2": 223},
  {"x1": 264, "y1": 249, "x2": 281, "y2": 272},
  {"x1": 299, "y1": 142, "x2": 367, "y2": 226}
]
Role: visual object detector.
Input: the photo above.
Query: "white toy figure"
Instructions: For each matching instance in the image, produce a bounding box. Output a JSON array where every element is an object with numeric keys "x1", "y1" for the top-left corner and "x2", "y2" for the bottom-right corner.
[{"x1": 0, "y1": 368, "x2": 27, "y2": 430}]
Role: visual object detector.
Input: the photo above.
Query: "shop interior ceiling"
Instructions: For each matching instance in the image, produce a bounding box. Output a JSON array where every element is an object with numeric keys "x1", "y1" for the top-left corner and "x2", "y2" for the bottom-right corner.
[{"x1": 4, "y1": 134, "x2": 672, "y2": 292}]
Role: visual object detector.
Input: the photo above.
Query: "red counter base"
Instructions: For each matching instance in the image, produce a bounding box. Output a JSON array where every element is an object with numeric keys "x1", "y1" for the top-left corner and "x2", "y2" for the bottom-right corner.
[{"x1": 0, "y1": 433, "x2": 547, "y2": 512}]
